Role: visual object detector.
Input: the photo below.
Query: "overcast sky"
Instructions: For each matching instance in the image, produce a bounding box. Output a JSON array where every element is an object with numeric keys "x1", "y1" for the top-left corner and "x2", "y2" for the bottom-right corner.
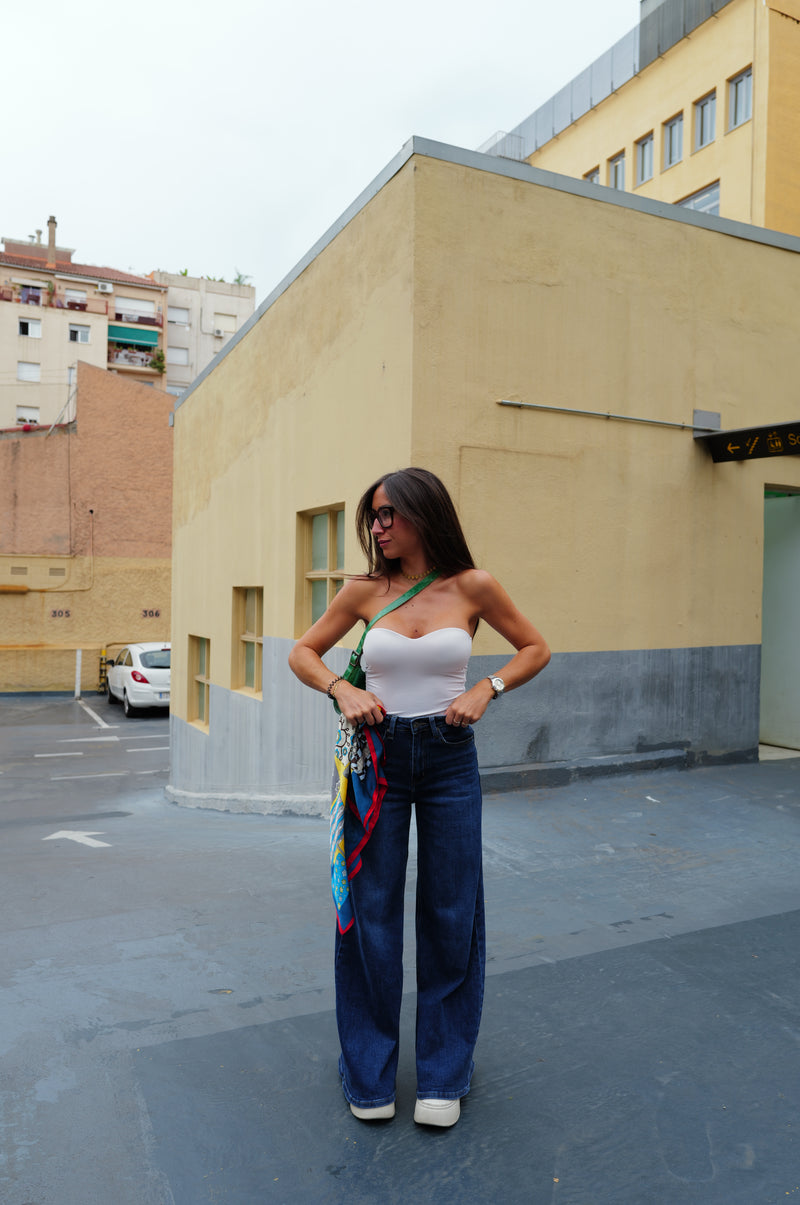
[{"x1": 5, "y1": 0, "x2": 639, "y2": 303}]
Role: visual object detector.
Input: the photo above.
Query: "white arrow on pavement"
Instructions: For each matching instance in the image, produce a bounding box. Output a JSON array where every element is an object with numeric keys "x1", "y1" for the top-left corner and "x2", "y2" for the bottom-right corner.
[{"x1": 43, "y1": 831, "x2": 111, "y2": 848}]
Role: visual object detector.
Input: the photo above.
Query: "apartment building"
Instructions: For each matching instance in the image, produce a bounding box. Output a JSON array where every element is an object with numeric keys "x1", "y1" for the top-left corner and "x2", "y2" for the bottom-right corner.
[
  {"x1": 0, "y1": 220, "x2": 257, "y2": 427},
  {"x1": 0, "y1": 217, "x2": 168, "y2": 428},
  {"x1": 482, "y1": 0, "x2": 800, "y2": 236},
  {"x1": 149, "y1": 271, "x2": 256, "y2": 399}
]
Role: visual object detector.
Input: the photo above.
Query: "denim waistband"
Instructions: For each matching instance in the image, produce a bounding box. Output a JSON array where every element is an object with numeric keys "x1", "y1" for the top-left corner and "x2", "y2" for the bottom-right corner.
[{"x1": 381, "y1": 714, "x2": 451, "y2": 737}]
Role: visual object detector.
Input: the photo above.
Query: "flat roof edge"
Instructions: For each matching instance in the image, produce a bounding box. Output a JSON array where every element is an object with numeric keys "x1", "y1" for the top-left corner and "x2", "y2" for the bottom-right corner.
[{"x1": 173, "y1": 135, "x2": 800, "y2": 414}]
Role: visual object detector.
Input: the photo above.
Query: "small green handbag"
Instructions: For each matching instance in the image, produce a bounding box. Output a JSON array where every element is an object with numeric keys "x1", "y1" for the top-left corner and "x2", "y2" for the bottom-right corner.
[{"x1": 335, "y1": 569, "x2": 440, "y2": 710}]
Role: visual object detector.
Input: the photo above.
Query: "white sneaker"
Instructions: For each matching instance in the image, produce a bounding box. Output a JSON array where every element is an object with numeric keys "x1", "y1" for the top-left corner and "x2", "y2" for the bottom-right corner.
[
  {"x1": 350, "y1": 1101, "x2": 395, "y2": 1121},
  {"x1": 413, "y1": 1097, "x2": 461, "y2": 1127}
]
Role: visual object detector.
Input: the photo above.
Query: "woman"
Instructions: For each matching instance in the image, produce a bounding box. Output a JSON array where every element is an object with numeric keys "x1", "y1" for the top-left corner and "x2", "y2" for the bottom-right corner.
[{"x1": 288, "y1": 467, "x2": 550, "y2": 1127}]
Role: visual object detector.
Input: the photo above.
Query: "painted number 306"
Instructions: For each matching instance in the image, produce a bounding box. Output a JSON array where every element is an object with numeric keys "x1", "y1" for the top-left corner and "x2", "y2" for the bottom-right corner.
[{"x1": 142, "y1": 609, "x2": 161, "y2": 618}]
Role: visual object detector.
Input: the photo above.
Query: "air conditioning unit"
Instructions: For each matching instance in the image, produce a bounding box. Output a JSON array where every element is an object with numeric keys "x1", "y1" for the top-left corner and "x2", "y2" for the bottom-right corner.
[
  {"x1": 97, "y1": 281, "x2": 113, "y2": 294},
  {"x1": 213, "y1": 328, "x2": 224, "y2": 337}
]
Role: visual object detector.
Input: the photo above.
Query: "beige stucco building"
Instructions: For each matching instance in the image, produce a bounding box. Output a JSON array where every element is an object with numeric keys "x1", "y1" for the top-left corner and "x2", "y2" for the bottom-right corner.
[
  {"x1": 0, "y1": 363, "x2": 173, "y2": 693},
  {"x1": 149, "y1": 271, "x2": 256, "y2": 400},
  {"x1": 0, "y1": 218, "x2": 169, "y2": 429},
  {"x1": 484, "y1": 0, "x2": 800, "y2": 237},
  {"x1": 167, "y1": 139, "x2": 800, "y2": 814}
]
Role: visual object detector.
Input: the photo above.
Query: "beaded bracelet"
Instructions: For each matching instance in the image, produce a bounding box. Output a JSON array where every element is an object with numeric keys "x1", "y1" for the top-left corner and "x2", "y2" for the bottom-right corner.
[{"x1": 326, "y1": 675, "x2": 344, "y2": 699}]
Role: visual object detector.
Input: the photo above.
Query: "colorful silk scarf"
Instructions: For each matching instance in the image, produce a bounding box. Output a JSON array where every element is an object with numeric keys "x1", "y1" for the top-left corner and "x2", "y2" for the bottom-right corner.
[
  {"x1": 330, "y1": 715, "x2": 387, "y2": 935},
  {"x1": 328, "y1": 571, "x2": 439, "y2": 933}
]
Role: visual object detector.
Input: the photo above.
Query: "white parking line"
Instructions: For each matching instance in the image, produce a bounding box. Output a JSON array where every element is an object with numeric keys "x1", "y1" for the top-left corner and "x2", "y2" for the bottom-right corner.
[
  {"x1": 59, "y1": 736, "x2": 120, "y2": 744},
  {"x1": 119, "y1": 734, "x2": 171, "y2": 741},
  {"x1": 77, "y1": 699, "x2": 114, "y2": 729},
  {"x1": 50, "y1": 772, "x2": 129, "y2": 781},
  {"x1": 35, "y1": 752, "x2": 84, "y2": 759},
  {"x1": 127, "y1": 746, "x2": 170, "y2": 753}
]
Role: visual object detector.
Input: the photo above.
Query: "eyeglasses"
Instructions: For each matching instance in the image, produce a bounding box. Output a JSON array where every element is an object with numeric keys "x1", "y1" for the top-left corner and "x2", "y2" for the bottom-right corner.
[{"x1": 368, "y1": 506, "x2": 395, "y2": 530}]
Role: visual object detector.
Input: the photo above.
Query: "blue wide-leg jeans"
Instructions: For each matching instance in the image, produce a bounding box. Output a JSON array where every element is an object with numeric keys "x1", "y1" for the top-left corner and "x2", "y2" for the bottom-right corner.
[{"x1": 335, "y1": 714, "x2": 485, "y2": 1108}]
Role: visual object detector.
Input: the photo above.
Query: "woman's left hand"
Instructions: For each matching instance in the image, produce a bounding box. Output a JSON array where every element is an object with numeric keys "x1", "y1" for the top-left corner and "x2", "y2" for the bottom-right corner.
[{"x1": 444, "y1": 679, "x2": 495, "y2": 728}]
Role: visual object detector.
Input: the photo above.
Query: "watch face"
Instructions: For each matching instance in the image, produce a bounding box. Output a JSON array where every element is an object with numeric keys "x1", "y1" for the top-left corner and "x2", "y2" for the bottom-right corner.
[{"x1": 491, "y1": 676, "x2": 505, "y2": 695}]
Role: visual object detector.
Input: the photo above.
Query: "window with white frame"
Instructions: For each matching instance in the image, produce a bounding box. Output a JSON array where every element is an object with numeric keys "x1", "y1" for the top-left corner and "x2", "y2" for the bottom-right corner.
[
  {"x1": 635, "y1": 134, "x2": 654, "y2": 186},
  {"x1": 300, "y1": 507, "x2": 345, "y2": 627},
  {"x1": 16, "y1": 405, "x2": 39, "y2": 424},
  {"x1": 663, "y1": 113, "x2": 683, "y2": 168},
  {"x1": 65, "y1": 288, "x2": 87, "y2": 306},
  {"x1": 729, "y1": 67, "x2": 752, "y2": 130},
  {"x1": 68, "y1": 324, "x2": 90, "y2": 344},
  {"x1": 677, "y1": 181, "x2": 720, "y2": 216},
  {"x1": 608, "y1": 152, "x2": 625, "y2": 190},
  {"x1": 18, "y1": 317, "x2": 41, "y2": 337},
  {"x1": 17, "y1": 361, "x2": 40, "y2": 382},
  {"x1": 168, "y1": 305, "x2": 190, "y2": 325},
  {"x1": 213, "y1": 312, "x2": 236, "y2": 333},
  {"x1": 166, "y1": 345, "x2": 190, "y2": 365},
  {"x1": 68, "y1": 366, "x2": 76, "y2": 386},
  {"x1": 694, "y1": 91, "x2": 716, "y2": 149},
  {"x1": 584, "y1": 167, "x2": 600, "y2": 185}
]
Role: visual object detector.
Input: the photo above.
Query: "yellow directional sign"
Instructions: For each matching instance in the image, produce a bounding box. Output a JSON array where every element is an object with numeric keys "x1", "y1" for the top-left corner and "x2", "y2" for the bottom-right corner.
[{"x1": 696, "y1": 420, "x2": 800, "y2": 463}]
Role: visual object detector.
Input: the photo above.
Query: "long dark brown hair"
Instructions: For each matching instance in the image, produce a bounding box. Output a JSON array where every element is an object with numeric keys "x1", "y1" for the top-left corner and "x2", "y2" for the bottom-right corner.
[{"x1": 355, "y1": 467, "x2": 476, "y2": 580}]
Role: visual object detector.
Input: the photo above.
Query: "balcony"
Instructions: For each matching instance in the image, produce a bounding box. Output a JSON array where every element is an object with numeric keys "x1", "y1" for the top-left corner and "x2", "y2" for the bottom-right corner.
[
  {"x1": 0, "y1": 284, "x2": 109, "y2": 314},
  {"x1": 108, "y1": 347, "x2": 158, "y2": 370},
  {"x1": 114, "y1": 310, "x2": 162, "y2": 327}
]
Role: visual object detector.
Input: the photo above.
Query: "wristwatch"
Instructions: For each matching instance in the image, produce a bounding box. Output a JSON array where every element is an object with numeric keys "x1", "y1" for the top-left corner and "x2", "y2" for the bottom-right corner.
[{"x1": 488, "y1": 676, "x2": 505, "y2": 699}]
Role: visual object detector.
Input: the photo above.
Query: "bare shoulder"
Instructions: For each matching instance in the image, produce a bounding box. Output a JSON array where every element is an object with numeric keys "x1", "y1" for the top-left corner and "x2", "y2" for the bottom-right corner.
[
  {"x1": 452, "y1": 568, "x2": 504, "y2": 604},
  {"x1": 336, "y1": 574, "x2": 394, "y2": 621}
]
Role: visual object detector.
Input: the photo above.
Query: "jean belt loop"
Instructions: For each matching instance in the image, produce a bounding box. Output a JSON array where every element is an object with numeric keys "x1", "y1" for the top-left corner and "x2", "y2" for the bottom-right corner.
[
  {"x1": 384, "y1": 713, "x2": 397, "y2": 738},
  {"x1": 427, "y1": 715, "x2": 440, "y2": 736}
]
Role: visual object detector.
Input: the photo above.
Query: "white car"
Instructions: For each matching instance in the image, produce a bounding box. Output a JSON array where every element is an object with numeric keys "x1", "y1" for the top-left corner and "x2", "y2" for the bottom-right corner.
[{"x1": 107, "y1": 642, "x2": 171, "y2": 716}]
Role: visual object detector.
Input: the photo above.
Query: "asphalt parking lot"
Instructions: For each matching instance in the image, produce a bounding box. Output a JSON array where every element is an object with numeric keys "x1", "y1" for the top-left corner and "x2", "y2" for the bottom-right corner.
[{"x1": 1, "y1": 694, "x2": 799, "y2": 1204}]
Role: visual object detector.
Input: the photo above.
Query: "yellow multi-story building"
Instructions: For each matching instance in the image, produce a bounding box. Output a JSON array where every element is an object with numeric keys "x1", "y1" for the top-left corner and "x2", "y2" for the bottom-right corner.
[
  {"x1": 485, "y1": 0, "x2": 800, "y2": 236},
  {"x1": 0, "y1": 216, "x2": 169, "y2": 428}
]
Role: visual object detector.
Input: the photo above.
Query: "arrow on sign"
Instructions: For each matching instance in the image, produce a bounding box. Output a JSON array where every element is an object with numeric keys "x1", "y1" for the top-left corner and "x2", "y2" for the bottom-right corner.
[{"x1": 43, "y1": 831, "x2": 111, "y2": 848}]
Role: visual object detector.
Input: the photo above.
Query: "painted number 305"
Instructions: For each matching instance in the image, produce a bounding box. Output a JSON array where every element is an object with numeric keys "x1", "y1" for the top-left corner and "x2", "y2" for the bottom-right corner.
[
  {"x1": 51, "y1": 609, "x2": 71, "y2": 618},
  {"x1": 142, "y1": 609, "x2": 161, "y2": 618}
]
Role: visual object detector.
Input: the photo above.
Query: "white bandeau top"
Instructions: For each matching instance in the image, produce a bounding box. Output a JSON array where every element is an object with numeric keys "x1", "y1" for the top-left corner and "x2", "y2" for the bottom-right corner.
[{"x1": 362, "y1": 626, "x2": 472, "y2": 718}]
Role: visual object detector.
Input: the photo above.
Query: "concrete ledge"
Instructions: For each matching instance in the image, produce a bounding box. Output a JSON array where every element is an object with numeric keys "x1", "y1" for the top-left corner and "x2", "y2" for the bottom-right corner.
[
  {"x1": 479, "y1": 746, "x2": 759, "y2": 793},
  {"x1": 165, "y1": 784, "x2": 329, "y2": 819},
  {"x1": 480, "y1": 748, "x2": 691, "y2": 793}
]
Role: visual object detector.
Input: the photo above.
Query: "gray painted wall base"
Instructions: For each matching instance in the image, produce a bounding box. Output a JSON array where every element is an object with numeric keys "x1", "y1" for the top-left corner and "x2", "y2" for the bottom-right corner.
[{"x1": 167, "y1": 641, "x2": 760, "y2": 813}]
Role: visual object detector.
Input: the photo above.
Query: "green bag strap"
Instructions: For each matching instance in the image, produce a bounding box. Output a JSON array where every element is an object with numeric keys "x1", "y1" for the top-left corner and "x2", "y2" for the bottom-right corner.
[{"x1": 352, "y1": 569, "x2": 440, "y2": 659}]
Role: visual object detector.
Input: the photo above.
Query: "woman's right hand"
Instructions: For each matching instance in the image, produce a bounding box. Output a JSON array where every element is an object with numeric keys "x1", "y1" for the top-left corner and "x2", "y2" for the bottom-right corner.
[{"x1": 336, "y1": 681, "x2": 386, "y2": 727}]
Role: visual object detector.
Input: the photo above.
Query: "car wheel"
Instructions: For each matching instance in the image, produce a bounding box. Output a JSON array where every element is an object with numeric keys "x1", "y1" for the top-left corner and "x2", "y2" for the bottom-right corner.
[{"x1": 123, "y1": 691, "x2": 135, "y2": 718}]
